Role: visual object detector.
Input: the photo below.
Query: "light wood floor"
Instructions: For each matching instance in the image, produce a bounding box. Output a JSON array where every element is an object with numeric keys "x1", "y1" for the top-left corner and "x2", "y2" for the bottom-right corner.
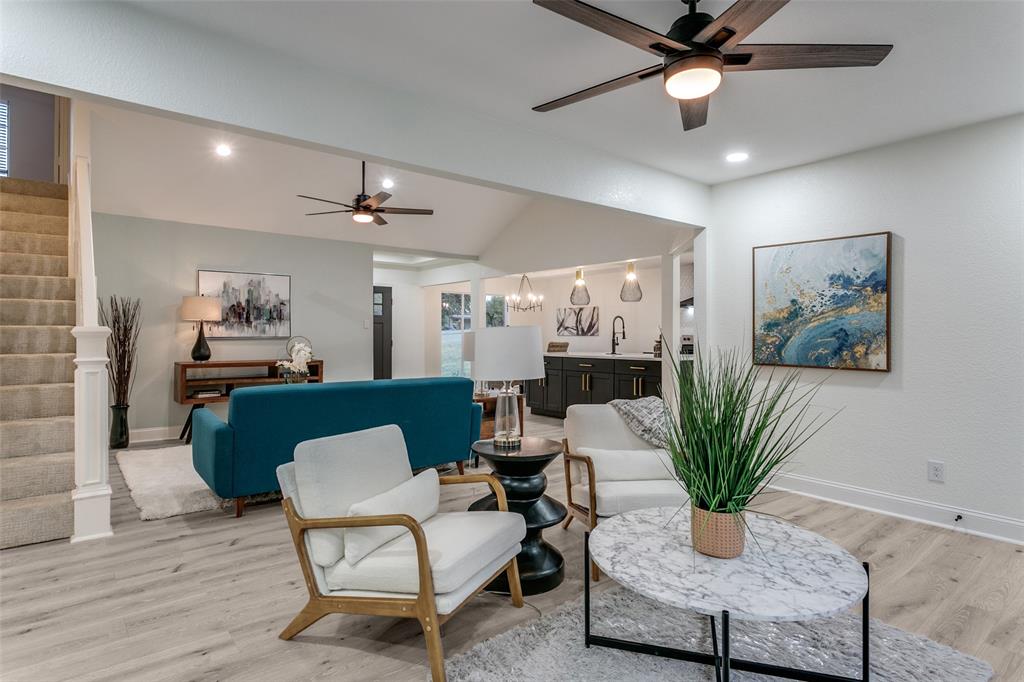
[{"x1": 1, "y1": 414, "x2": 1022, "y2": 681}]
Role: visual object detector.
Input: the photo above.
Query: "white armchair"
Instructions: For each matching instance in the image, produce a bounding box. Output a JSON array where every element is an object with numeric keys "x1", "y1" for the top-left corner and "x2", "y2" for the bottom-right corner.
[
  {"x1": 276, "y1": 425, "x2": 526, "y2": 682},
  {"x1": 563, "y1": 404, "x2": 686, "y2": 579}
]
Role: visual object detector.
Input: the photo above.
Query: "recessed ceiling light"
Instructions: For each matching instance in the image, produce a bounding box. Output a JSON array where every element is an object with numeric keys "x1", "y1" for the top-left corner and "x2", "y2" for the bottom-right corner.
[
  {"x1": 215, "y1": 144, "x2": 232, "y2": 157},
  {"x1": 381, "y1": 177, "x2": 395, "y2": 189},
  {"x1": 725, "y1": 151, "x2": 749, "y2": 163}
]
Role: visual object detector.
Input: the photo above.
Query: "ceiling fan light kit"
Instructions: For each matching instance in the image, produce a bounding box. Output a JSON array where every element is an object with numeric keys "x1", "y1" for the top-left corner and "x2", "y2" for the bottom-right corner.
[
  {"x1": 532, "y1": 0, "x2": 892, "y2": 132},
  {"x1": 298, "y1": 160, "x2": 434, "y2": 227}
]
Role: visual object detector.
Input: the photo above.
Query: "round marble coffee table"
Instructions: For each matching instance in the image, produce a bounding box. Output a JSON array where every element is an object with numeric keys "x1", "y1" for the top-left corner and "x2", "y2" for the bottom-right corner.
[{"x1": 586, "y1": 506, "x2": 870, "y2": 681}]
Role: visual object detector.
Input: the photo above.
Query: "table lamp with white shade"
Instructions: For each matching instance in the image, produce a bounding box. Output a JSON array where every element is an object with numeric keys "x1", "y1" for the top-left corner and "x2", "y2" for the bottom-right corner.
[
  {"x1": 461, "y1": 330, "x2": 486, "y2": 398},
  {"x1": 474, "y1": 325, "x2": 545, "y2": 448},
  {"x1": 181, "y1": 295, "x2": 221, "y2": 361}
]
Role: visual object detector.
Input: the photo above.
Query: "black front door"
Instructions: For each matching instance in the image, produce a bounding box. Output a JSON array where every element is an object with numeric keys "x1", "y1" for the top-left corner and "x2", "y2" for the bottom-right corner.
[{"x1": 373, "y1": 286, "x2": 392, "y2": 379}]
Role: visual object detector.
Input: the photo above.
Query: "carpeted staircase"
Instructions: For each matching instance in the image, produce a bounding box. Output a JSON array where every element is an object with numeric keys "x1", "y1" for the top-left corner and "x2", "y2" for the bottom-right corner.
[{"x1": 1, "y1": 177, "x2": 76, "y2": 548}]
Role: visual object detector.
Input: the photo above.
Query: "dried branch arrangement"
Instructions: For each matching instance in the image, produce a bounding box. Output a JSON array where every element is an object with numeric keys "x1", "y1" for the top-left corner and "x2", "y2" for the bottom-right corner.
[{"x1": 99, "y1": 296, "x2": 142, "y2": 406}]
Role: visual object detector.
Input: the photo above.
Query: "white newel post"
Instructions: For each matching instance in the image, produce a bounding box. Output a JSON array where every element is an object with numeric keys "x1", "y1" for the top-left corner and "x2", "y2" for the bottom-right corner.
[{"x1": 71, "y1": 325, "x2": 113, "y2": 542}]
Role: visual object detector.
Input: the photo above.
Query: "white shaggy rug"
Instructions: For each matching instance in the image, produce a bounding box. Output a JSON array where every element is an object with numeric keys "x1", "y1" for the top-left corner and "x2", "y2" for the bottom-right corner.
[
  {"x1": 446, "y1": 588, "x2": 993, "y2": 681},
  {"x1": 115, "y1": 445, "x2": 224, "y2": 520}
]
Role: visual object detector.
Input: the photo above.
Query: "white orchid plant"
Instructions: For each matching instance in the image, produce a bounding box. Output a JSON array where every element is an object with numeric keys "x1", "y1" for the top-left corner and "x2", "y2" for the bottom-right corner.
[{"x1": 277, "y1": 341, "x2": 313, "y2": 376}]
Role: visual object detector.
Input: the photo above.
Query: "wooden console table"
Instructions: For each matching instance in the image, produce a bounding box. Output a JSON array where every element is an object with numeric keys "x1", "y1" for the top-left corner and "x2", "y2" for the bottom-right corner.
[{"x1": 173, "y1": 359, "x2": 324, "y2": 443}]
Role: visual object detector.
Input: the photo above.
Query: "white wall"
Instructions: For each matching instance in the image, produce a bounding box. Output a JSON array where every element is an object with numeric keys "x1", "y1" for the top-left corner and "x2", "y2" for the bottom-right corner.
[
  {"x1": 0, "y1": 83, "x2": 54, "y2": 182},
  {"x1": 1, "y1": 1, "x2": 710, "y2": 227},
  {"x1": 93, "y1": 214, "x2": 374, "y2": 432},
  {"x1": 373, "y1": 267, "x2": 426, "y2": 379},
  {"x1": 707, "y1": 116, "x2": 1024, "y2": 533},
  {"x1": 502, "y1": 264, "x2": 663, "y2": 356}
]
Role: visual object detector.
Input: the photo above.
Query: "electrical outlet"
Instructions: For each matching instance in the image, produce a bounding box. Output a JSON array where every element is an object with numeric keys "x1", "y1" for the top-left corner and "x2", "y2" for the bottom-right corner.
[{"x1": 927, "y1": 460, "x2": 945, "y2": 483}]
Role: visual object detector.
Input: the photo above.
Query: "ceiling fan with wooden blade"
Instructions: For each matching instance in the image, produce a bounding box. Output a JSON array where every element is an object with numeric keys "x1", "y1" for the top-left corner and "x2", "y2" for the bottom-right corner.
[
  {"x1": 298, "y1": 161, "x2": 434, "y2": 226},
  {"x1": 532, "y1": 0, "x2": 892, "y2": 131}
]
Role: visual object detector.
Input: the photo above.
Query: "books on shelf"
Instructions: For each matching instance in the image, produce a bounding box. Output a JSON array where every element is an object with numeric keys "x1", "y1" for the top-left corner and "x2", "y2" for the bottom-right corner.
[{"x1": 192, "y1": 390, "x2": 223, "y2": 398}]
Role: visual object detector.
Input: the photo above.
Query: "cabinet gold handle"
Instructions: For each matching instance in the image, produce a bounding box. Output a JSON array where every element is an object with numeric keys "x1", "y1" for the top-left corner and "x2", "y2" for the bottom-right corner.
[
  {"x1": 581, "y1": 374, "x2": 585, "y2": 392},
  {"x1": 632, "y1": 377, "x2": 637, "y2": 397},
  {"x1": 629, "y1": 366, "x2": 645, "y2": 371},
  {"x1": 579, "y1": 363, "x2": 593, "y2": 368},
  {"x1": 639, "y1": 377, "x2": 645, "y2": 394}
]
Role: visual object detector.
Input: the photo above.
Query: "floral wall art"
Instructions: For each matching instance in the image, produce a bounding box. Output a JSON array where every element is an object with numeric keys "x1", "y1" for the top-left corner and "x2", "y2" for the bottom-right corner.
[
  {"x1": 556, "y1": 306, "x2": 599, "y2": 337},
  {"x1": 753, "y1": 232, "x2": 891, "y2": 371}
]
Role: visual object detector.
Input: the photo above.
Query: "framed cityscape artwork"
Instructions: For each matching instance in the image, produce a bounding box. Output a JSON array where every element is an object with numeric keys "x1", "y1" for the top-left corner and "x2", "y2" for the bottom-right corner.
[
  {"x1": 197, "y1": 269, "x2": 291, "y2": 339},
  {"x1": 752, "y1": 232, "x2": 891, "y2": 371},
  {"x1": 556, "y1": 306, "x2": 599, "y2": 336}
]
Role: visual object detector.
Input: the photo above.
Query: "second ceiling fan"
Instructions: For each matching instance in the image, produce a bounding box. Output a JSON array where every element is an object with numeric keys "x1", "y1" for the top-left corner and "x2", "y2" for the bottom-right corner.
[
  {"x1": 298, "y1": 161, "x2": 434, "y2": 226},
  {"x1": 532, "y1": 0, "x2": 893, "y2": 131}
]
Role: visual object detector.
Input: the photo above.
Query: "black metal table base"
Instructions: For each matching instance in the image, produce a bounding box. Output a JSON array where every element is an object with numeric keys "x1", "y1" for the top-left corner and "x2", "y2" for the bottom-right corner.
[
  {"x1": 178, "y1": 403, "x2": 204, "y2": 444},
  {"x1": 584, "y1": 532, "x2": 871, "y2": 682}
]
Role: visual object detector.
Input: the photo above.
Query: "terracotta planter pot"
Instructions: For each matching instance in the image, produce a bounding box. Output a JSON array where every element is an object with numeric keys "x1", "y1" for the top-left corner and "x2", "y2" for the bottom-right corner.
[{"x1": 691, "y1": 504, "x2": 745, "y2": 559}]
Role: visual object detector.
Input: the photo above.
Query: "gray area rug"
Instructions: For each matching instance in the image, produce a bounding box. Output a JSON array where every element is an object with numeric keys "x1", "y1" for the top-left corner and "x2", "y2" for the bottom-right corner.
[{"x1": 447, "y1": 588, "x2": 992, "y2": 681}]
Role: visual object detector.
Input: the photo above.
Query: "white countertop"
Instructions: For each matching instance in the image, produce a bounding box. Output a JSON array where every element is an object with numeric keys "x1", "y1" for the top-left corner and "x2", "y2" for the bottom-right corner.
[{"x1": 544, "y1": 351, "x2": 660, "y2": 361}]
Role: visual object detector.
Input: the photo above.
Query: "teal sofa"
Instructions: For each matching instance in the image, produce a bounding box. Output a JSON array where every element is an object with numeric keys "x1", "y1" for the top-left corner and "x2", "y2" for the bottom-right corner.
[{"x1": 191, "y1": 377, "x2": 482, "y2": 512}]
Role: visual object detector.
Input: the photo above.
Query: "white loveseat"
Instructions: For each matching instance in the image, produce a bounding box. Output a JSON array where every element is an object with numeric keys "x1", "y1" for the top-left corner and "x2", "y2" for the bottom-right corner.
[
  {"x1": 276, "y1": 425, "x2": 526, "y2": 681},
  {"x1": 563, "y1": 404, "x2": 686, "y2": 578}
]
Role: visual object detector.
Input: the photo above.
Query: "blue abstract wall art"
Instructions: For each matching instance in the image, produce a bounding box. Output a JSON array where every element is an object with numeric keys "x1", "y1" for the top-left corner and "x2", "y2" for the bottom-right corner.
[{"x1": 753, "y1": 232, "x2": 891, "y2": 371}]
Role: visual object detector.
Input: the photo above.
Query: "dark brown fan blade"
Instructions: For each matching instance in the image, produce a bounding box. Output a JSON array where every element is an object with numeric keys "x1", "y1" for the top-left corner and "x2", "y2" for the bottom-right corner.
[
  {"x1": 305, "y1": 209, "x2": 353, "y2": 216},
  {"x1": 376, "y1": 207, "x2": 434, "y2": 215},
  {"x1": 679, "y1": 96, "x2": 709, "y2": 131},
  {"x1": 363, "y1": 191, "x2": 392, "y2": 209},
  {"x1": 724, "y1": 44, "x2": 893, "y2": 71},
  {"x1": 693, "y1": 0, "x2": 789, "y2": 50},
  {"x1": 534, "y1": 64, "x2": 664, "y2": 112},
  {"x1": 372, "y1": 213, "x2": 388, "y2": 226},
  {"x1": 297, "y1": 194, "x2": 354, "y2": 208},
  {"x1": 533, "y1": 0, "x2": 687, "y2": 56}
]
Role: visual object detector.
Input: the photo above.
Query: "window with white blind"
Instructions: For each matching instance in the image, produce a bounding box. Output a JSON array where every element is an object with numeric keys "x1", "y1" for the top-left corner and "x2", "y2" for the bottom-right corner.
[{"x1": 0, "y1": 100, "x2": 8, "y2": 178}]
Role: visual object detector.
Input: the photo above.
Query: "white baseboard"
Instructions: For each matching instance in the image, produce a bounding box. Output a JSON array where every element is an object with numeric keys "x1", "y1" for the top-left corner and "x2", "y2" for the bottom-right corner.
[
  {"x1": 770, "y1": 472, "x2": 1023, "y2": 545},
  {"x1": 130, "y1": 426, "x2": 180, "y2": 444}
]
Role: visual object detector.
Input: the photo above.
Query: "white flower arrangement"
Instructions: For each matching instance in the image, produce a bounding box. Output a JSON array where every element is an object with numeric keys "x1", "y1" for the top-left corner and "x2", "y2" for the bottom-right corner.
[{"x1": 277, "y1": 341, "x2": 313, "y2": 376}]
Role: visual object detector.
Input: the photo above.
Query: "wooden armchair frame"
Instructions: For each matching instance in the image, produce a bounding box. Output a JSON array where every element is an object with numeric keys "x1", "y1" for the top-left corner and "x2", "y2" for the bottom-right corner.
[
  {"x1": 559, "y1": 438, "x2": 602, "y2": 581},
  {"x1": 280, "y1": 473, "x2": 523, "y2": 682}
]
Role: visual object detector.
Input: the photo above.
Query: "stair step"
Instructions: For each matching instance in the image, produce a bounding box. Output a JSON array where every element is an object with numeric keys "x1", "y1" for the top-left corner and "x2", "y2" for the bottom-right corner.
[
  {"x1": 0, "y1": 274, "x2": 75, "y2": 300},
  {"x1": 0, "y1": 416, "x2": 75, "y2": 458},
  {"x1": 1, "y1": 451, "x2": 74, "y2": 501},
  {"x1": 0, "y1": 178, "x2": 68, "y2": 200},
  {"x1": 0, "y1": 231, "x2": 68, "y2": 256},
  {"x1": 0, "y1": 211, "x2": 68, "y2": 236},
  {"x1": 0, "y1": 492, "x2": 73, "y2": 548},
  {"x1": 0, "y1": 383, "x2": 74, "y2": 421},
  {"x1": 0, "y1": 299, "x2": 75, "y2": 325},
  {"x1": 0, "y1": 325, "x2": 76, "y2": 354},
  {"x1": 0, "y1": 253, "x2": 69, "y2": 277},
  {"x1": 0, "y1": 353, "x2": 75, "y2": 385},
  {"x1": 0, "y1": 193, "x2": 68, "y2": 217}
]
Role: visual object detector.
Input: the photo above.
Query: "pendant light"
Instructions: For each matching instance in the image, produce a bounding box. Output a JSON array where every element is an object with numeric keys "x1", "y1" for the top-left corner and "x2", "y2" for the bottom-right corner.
[
  {"x1": 570, "y1": 268, "x2": 591, "y2": 306},
  {"x1": 620, "y1": 262, "x2": 642, "y2": 302},
  {"x1": 509, "y1": 274, "x2": 543, "y2": 313}
]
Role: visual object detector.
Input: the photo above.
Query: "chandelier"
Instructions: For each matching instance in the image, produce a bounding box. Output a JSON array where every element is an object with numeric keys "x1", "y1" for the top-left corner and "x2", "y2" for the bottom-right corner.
[{"x1": 508, "y1": 274, "x2": 543, "y2": 312}]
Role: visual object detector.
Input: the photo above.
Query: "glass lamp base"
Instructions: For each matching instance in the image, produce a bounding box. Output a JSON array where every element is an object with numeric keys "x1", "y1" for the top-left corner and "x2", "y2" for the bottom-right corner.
[{"x1": 493, "y1": 383, "x2": 522, "y2": 449}]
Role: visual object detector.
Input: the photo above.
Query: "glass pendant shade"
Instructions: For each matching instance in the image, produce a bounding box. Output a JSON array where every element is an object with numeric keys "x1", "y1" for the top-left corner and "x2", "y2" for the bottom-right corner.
[
  {"x1": 570, "y1": 268, "x2": 591, "y2": 305},
  {"x1": 620, "y1": 262, "x2": 643, "y2": 302}
]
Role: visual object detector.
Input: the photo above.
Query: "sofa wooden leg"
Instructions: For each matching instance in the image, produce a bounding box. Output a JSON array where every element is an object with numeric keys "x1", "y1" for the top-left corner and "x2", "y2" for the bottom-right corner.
[
  {"x1": 506, "y1": 558, "x2": 524, "y2": 608},
  {"x1": 561, "y1": 515, "x2": 573, "y2": 530},
  {"x1": 279, "y1": 602, "x2": 328, "y2": 640},
  {"x1": 420, "y1": 612, "x2": 447, "y2": 681},
  {"x1": 235, "y1": 498, "x2": 245, "y2": 517},
  {"x1": 456, "y1": 461, "x2": 465, "y2": 476}
]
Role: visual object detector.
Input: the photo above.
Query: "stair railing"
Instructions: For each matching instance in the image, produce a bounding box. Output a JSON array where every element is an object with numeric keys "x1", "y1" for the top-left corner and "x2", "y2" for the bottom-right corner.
[{"x1": 69, "y1": 142, "x2": 113, "y2": 542}]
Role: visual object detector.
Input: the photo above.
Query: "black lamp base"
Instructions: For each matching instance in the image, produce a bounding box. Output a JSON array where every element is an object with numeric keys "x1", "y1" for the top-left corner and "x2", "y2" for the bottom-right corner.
[{"x1": 191, "y1": 321, "x2": 212, "y2": 362}]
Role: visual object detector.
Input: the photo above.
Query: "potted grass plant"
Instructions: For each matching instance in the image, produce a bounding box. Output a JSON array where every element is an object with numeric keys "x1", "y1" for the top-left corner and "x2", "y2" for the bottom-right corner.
[
  {"x1": 666, "y1": 347, "x2": 831, "y2": 559},
  {"x1": 99, "y1": 296, "x2": 142, "y2": 449}
]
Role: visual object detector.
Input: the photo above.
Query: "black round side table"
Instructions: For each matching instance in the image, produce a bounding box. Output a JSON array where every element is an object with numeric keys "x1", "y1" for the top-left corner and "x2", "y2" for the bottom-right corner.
[{"x1": 469, "y1": 437, "x2": 567, "y2": 596}]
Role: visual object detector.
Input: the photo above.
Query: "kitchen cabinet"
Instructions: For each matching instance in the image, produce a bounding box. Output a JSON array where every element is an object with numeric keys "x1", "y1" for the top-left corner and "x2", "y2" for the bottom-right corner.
[{"x1": 528, "y1": 353, "x2": 661, "y2": 418}]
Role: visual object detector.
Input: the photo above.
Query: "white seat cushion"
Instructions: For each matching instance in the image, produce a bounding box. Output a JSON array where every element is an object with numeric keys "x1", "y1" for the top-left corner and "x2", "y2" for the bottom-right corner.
[
  {"x1": 325, "y1": 511, "x2": 526, "y2": 594},
  {"x1": 576, "y1": 447, "x2": 676, "y2": 482},
  {"x1": 345, "y1": 468, "x2": 440, "y2": 565},
  {"x1": 571, "y1": 480, "x2": 687, "y2": 517},
  {"x1": 327, "y1": 543, "x2": 521, "y2": 615}
]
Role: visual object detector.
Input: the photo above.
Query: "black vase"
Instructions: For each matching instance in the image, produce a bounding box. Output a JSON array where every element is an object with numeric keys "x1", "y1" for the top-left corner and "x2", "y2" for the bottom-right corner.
[{"x1": 110, "y1": 404, "x2": 130, "y2": 449}]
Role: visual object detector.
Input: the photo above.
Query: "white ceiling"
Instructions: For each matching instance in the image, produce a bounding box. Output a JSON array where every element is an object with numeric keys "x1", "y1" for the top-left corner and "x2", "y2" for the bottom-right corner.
[
  {"x1": 137, "y1": 0, "x2": 1024, "y2": 185},
  {"x1": 89, "y1": 104, "x2": 532, "y2": 256}
]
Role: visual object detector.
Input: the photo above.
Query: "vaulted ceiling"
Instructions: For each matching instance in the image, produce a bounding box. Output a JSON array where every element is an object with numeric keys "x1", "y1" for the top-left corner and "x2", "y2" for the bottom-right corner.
[{"x1": 136, "y1": 0, "x2": 1024, "y2": 184}]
